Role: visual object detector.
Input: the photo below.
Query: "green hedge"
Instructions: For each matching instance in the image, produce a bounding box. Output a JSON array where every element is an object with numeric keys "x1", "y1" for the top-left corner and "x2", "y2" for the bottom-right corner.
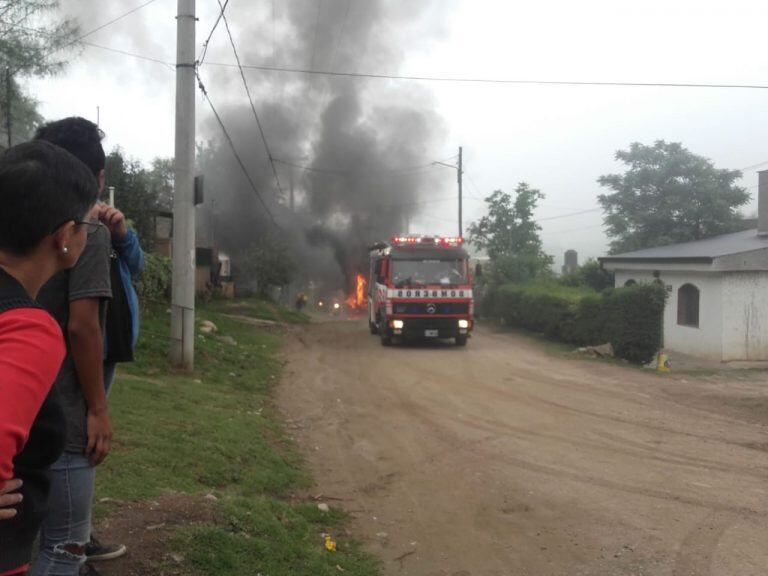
[
  {"x1": 484, "y1": 282, "x2": 666, "y2": 364},
  {"x1": 134, "y1": 252, "x2": 172, "y2": 302}
]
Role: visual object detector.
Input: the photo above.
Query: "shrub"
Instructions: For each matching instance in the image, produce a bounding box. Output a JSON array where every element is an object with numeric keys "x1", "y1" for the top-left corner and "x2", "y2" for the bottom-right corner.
[
  {"x1": 603, "y1": 284, "x2": 666, "y2": 364},
  {"x1": 484, "y1": 282, "x2": 666, "y2": 364},
  {"x1": 558, "y1": 260, "x2": 615, "y2": 292},
  {"x1": 135, "y1": 252, "x2": 172, "y2": 302}
]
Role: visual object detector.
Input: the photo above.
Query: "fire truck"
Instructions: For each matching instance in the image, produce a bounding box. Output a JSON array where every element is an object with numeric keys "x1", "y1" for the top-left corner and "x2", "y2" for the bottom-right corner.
[{"x1": 368, "y1": 235, "x2": 474, "y2": 346}]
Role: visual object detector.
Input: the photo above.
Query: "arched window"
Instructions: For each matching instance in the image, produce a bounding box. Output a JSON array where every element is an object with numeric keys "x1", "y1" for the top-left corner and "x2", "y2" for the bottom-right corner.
[
  {"x1": 624, "y1": 279, "x2": 637, "y2": 287},
  {"x1": 677, "y1": 283, "x2": 700, "y2": 327}
]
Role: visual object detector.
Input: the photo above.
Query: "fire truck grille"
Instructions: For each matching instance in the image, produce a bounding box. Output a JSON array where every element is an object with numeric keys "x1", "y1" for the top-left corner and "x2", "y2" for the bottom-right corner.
[{"x1": 393, "y1": 302, "x2": 469, "y2": 315}]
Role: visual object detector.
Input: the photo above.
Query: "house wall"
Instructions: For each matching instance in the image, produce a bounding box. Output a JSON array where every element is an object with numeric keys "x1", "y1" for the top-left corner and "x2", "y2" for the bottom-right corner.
[
  {"x1": 721, "y1": 272, "x2": 768, "y2": 360},
  {"x1": 614, "y1": 270, "x2": 723, "y2": 360}
]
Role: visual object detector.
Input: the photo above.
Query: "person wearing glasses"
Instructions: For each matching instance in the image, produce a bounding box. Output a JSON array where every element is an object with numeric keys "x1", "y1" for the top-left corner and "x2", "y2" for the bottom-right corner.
[
  {"x1": 0, "y1": 141, "x2": 99, "y2": 575},
  {"x1": 31, "y1": 118, "x2": 119, "y2": 576}
]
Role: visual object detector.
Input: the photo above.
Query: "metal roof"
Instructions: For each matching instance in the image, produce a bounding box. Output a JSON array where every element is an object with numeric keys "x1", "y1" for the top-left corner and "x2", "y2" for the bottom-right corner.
[{"x1": 599, "y1": 229, "x2": 768, "y2": 263}]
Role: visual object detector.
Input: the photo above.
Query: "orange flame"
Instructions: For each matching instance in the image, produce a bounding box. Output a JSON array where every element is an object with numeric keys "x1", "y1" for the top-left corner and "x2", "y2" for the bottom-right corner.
[{"x1": 346, "y1": 273, "x2": 367, "y2": 311}]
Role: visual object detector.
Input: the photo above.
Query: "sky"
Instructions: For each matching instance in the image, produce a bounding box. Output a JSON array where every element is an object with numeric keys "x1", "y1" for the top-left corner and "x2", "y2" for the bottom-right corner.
[{"x1": 24, "y1": 0, "x2": 768, "y2": 264}]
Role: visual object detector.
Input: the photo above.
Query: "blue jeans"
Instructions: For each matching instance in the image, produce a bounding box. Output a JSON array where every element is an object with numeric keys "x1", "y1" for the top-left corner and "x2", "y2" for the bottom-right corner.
[
  {"x1": 103, "y1": 362, "x2": 117, "y2": 396},
  {"x1": 30, "y1": 453, "x2": 95, "y2": 576}
]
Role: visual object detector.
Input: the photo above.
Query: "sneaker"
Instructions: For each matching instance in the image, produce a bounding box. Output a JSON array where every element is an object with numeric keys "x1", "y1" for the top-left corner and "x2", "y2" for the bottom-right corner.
[{"x1": 85, "y1": 535, "x2": 127, "y2": 561}]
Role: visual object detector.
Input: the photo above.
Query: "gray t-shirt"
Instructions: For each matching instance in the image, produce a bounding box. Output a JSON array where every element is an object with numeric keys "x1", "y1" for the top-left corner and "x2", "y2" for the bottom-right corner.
[{"x1": 37, "y1": 223, "x2": 112, "y2": 453}]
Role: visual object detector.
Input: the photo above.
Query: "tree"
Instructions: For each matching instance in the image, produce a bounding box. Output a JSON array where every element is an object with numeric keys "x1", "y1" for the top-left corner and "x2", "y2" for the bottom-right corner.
[
  {"x1": 147, "y1": 157, "x2": 174, "y2": 210},
  {"x1": 598, "y1": 141, "x2": 750, "y2": 254},
  {"x1": 105, "y1": 149, "x2": 160, "y2": 248},
  {"x1": 236, "y1": 234, "x2": 296, "y2": 297},
  {"x1": 0, "y1": 1, "x2": 80, "y2": 146},
  {"x1": 469, "y1": 183, "x2": 553, "y2": 283},
  {"x1": 560, "y1": 259, "x2": 615, "y2": 292}
]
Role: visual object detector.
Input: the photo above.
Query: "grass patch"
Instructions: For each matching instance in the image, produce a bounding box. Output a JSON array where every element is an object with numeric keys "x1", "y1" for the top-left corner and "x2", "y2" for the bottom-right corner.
[
  {"x1": 206, "y1": 295, "x2": 310, "y2": 325},
  {"x1": 176, "y1": 497, "x2": 379, "y2": 575},
  {"x1": 99, "y1": 299, "x2": 379, "y2": 575}
]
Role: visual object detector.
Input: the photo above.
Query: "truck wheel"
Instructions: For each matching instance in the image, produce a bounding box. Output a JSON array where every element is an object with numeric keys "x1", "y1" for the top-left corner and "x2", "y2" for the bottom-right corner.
[
  {"x1": 369, "y1": 320, "x2": 379, "y2": 335},
  {"x1": 380, "y1": 328, "x2": 392, "y2": 346},
  {"x1": 455, "y1": 335, "x2": 468, "y2": 346}
]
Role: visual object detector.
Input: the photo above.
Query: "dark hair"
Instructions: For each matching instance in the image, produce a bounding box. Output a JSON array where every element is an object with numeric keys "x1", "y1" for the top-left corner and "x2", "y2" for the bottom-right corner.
[
  {"x1": 0, "y1": 141, "x2": 99, "y2": 255},
  {"x1": 34, "y1": 116, "x2": 105, "y2": 176}
]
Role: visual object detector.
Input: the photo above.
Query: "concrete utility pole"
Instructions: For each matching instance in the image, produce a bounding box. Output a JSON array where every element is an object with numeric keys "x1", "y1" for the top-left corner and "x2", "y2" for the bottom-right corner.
[
  {"x1": 171, "y1": 0, "x2": 196, "y2": 370},
  {"x1": 458, "y1": 146, "x2": 463, "y2": 238}
]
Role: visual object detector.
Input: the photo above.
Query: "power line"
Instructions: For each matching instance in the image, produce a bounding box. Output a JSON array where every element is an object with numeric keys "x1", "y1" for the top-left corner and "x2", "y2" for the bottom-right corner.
[
  {"x1": 274, "y1": 155, "x2": 458, "y2": 177},
  {"x1": 195, "y1": 70, "x2": 279, "y2": 227},
  {"x1": 73, "y1": 0, "x2": 159, "y2": 44},
  {"x1": 739, "y1": 160, "x2": 768, "y2": 172},
  {"x1": 82, "y1": 41, "x2": 175, "y2": 71},
  {"x1": 8, "y1": 0, "x2": 160, "y2": 73},
  {"x1": 203, "y1": 62, "x2": 768, "y2": 91},
  {"x1": 198, "y1": 0, "x2": 229, "y2": 66},
  {"x1": 537, "y1": 207, "x2": 602, "y2": 221},
  {"x1": 218, "y1": 1, "x2": 285, "y2": 200},
  {"x1": 74, "y1": 40, "x2": 768, "y2": 93}
]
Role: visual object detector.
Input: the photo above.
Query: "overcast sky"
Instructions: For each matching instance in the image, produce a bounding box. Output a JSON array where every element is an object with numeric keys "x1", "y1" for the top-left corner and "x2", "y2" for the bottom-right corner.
[{"x1": 25, "y1": 0, "x2": 768, "y2": 263}]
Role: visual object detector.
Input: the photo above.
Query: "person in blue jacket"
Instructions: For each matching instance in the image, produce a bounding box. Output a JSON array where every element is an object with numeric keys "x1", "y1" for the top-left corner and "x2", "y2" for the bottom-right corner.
[
  {"x1": 97, "y1": 203, "x2": 144, "y2": 384},
  {"x1": 88, "y1": 202, "x2": 144, "y2": 564}
]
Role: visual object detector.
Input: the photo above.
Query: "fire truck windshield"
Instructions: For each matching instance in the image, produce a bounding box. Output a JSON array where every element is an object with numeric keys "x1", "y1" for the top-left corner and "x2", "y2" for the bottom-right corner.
[{"x1": 392, "y1": 259, "x2": 467, "y2": 287}]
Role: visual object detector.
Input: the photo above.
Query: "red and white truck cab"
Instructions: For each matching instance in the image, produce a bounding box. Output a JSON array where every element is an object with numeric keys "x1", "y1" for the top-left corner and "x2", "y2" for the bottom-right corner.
[{"x1": 368, "y1": 235, "x2": 474, "y2": 346}]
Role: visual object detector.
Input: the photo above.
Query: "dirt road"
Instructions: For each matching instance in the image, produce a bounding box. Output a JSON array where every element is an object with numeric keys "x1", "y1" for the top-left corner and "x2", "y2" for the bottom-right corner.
[{"x1": 277, "y1": 320, "x2": 768, "y2": 576}]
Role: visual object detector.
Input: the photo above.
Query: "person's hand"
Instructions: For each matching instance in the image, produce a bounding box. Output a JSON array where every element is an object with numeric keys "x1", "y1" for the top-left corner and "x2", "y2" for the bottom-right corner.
[
  {"x1": 97, "y1": 204, "x2": 128, "y2": 240},
  {"x1": 86, "y1": 408, "x2": 113, "y2": 466},
  {"x1": 0, "y1": 478, "x2": 23, "y2": 520}
]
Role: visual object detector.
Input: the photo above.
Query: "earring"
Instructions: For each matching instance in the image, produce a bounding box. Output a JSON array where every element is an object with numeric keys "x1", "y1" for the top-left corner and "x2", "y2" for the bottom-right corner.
[{"x1": 62, "y1": 246, "x2": 69, "y2": 254}]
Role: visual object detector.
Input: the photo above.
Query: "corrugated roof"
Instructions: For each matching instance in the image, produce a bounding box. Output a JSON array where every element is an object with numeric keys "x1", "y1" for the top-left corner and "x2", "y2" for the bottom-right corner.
[{"x1": 600, "y1": 229, "x2": 768, "y2": 262}]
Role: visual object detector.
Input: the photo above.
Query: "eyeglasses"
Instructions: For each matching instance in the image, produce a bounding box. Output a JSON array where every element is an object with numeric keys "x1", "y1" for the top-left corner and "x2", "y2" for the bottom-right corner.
[
  {"x1": 74, "y1": 220, "x2": 104, "y2": 230},
  {"x1": 49, "y1": 218, "x2": 104, "y2": 234}
]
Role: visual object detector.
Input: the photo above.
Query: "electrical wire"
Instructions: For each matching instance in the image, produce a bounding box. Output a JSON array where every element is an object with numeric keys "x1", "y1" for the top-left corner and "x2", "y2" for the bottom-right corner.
[
  {"x1": 218, "y1": 1, "x2": 285, "y2": 199},
  {"x1": 274, "y1": 155, "x2": 458, "y2": 177},
  {"x1": 199, "y1": 0, "x2": 229, "y2": 67},
  {"x1": 10, "y1": 0, "x2": 160, "y2": 73},
  {"x1": 739, "y1": 160, "x2": 768, "y2": 172},
  {"x1": 195, "y1": 70, "x2": 280, "y2": 227},
  {"x1": 204, "y1": 61, "x2": 768, "y2": 91},
  {"x1": 82, "y1": 41, "x2": 175, "y2": 71},
  {"x1": 73, "y1": 0, "x2": 160, "y2": 44},
  {"x1": 536, "y1": 208, "x2": 602, "y2": 221}
]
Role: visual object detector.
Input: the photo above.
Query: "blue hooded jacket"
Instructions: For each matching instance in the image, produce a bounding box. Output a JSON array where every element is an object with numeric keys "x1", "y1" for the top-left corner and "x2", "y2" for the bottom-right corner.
[{"x1": 107, "y1": 228, "x2": 144, "y2": 352}]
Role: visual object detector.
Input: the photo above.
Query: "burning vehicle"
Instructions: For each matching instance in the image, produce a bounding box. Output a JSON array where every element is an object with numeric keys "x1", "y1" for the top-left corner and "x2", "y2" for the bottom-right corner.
[{"x1": 368, "y1": 235, "x2": 474, "y2": 346}]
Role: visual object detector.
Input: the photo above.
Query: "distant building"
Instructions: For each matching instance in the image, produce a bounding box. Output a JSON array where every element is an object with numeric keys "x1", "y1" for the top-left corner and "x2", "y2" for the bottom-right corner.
[
  {"x1": 562, "y1": 249, "x2": 578, "y2": 275},
  {"x1": 600, "y1": 170, "x2": 768, "y2": 361}
]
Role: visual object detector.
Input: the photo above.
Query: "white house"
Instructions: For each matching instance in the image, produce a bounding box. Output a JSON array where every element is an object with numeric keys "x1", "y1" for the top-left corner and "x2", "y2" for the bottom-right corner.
[{"x1": 599, "y1": 170, "x2": 768, "y2": 362}]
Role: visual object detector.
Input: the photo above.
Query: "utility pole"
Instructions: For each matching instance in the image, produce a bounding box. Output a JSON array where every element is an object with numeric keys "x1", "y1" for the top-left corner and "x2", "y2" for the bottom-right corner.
[
  {"x1": 5, "y1": 68, "x2": 12, "y2": 149},
  {"x1": 171, "y1": 0, "x2": 196, "y2": 370},
  {"x1": 458, "y1": 146, "x2": 463, "y2": 238}
]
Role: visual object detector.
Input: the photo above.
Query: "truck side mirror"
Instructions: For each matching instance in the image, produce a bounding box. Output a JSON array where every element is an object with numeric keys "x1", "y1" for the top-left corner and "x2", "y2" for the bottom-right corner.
[{"x1": 475, "y1": 263, "x2": 483, "y2": 277}]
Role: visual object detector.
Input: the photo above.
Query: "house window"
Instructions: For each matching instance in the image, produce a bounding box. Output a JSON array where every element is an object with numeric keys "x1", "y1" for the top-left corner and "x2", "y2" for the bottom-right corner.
[
  {"x1": 624, "y1": 279, "x2": 636, "y2": 287},
  {"x1": 677, "y1": 283, "x2": 700, "y2": 327}
]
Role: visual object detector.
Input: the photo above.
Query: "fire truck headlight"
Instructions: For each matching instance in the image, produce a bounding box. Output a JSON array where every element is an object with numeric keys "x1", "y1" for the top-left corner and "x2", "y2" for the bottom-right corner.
[
  {"x1": 333, "y1": 302, "x2": 341, "y2": 310},
  {"x1": 392, "y1": 320, "x2": 404, "y2": 330},
  {"x1": 458, "y1": 319, "x2": 470, "y2": 329}
]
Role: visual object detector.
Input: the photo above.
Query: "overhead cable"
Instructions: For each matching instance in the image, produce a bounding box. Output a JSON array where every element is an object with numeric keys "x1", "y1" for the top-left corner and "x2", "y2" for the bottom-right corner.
[
  {"x1": 273, "y1": 155, "x2": 459, "y2": 177},
  {"x1": 195, "y1": 70, "x2": 280, "y2": 227},
  {"x1": 82, "y1": 41, "x2": 175, "y2": 71},
  {"x1": 198, "y1": 0, "x2": 229, "y2": 66},
  {"x1": 204, "y1": 62, "x2": 768, "y2": 91},
  {"x1": 218, "y1": 1, "x2": 285, "y2": 199}
]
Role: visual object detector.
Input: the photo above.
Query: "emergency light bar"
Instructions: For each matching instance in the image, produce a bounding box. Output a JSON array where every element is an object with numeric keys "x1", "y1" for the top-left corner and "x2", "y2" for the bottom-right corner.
[{"x1": 390, "y1": 235, "x2": 464, "y2": 247}]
